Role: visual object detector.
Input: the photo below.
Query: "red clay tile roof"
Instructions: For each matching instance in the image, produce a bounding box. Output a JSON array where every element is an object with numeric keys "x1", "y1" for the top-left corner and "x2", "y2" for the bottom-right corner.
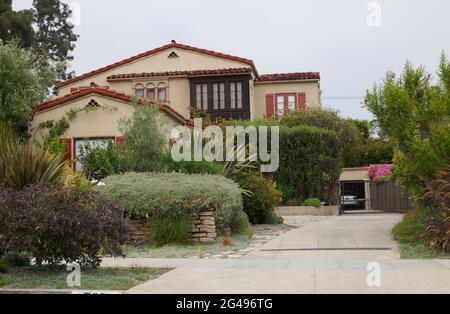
[
  {"x1": 34, "y1": 87, "x2": 191, "y2": 126},
  {"x1": 255, "y1": 72, "x2": 320, "y2": 82},
  {"x1": 107, "y1": 68, "x2": 253, "y2": 80},
  {"x1": 56, "y1": 42, "x2": 258, "y2": 88}
]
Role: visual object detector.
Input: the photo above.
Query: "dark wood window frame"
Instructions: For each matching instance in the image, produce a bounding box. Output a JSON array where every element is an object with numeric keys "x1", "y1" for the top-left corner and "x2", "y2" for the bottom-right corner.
[{"x1": 190, "y1": 75, "x2": 251, "y2": 120}]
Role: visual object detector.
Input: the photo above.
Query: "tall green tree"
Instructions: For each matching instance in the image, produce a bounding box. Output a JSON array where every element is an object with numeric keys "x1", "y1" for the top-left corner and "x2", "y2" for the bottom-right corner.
[
  {"x1": 32, "y1": 0, "x2": 79, "y2": 80},
  {"x1": 365, "y1": 53, "x2": 450, "y2": 197},
  {"x1": 0, "y1": 41, "x2": 58, "y2": 137},
  {"x1": 117, "y1": 100, "x2": 165, "y2": 173},
  {"x1": 280, "y1": 108, "x2": 360, "y2": 167},
  {"x1": 0, "y1": 0, "x2": 34, "y2": 48}
]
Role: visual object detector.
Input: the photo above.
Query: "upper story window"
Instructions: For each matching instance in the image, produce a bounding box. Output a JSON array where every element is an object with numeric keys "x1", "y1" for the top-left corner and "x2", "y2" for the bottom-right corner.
[
  {"x1": 196, "y1": 83, "x2": 208, "y2": 111},
  {"x1": 190, "y1": 76, "x2": 250, "y2": 120},
  {"x1": 213, "y1": 83, "x2": 225, "y2": 110},
  {"x1": 157, "y1": 83, "x2": 167, "y2": 102},
  {"x1": 134, "y1": 82, "x2": 168, "y2": 102},
  {"x1": 230, "y1": 82, "x2": 243, "y2": 109},
  {"x1": 134, "y1": 84, "x2": 145, "y2": 98},
  {"x1": 146, "y1": 83, "x2": 156, "y2": 100}
]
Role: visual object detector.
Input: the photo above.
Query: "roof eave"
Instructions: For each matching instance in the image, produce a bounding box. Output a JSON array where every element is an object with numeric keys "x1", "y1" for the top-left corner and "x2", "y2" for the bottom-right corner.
[
  {"x1": 254, "y1": 78, "x2": 320, "y2": 84},
  {"x1": 56, "y1": 43, "x2": 258, "y2": 89}
]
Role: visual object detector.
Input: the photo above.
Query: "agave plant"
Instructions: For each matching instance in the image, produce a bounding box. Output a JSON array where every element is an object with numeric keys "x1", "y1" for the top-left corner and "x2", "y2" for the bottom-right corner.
[{"x1": 0, "y1": 123, "x2": 68, "y2": 190}]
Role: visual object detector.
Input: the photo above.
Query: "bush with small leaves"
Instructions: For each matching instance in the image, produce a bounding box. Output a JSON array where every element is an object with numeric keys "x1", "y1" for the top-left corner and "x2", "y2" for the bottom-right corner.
[
  {"x1": 303, "y1": 198, "x2": 322, "y2": 207},
  {"x1": 97, "y1": 172, "x2": 243, "y2": 231},
  {"x1": 0, "y1": 184, "x2": 129, "y2": 268}
]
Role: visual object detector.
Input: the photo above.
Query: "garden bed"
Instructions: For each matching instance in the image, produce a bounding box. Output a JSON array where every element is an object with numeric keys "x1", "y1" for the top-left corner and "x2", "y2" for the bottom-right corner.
[
  {"x1": 0, "y1": 266, "x2": 170, "y2": 291},
  {"x1": 123, "y1": 224, "x2": 294, "y2": 259}
]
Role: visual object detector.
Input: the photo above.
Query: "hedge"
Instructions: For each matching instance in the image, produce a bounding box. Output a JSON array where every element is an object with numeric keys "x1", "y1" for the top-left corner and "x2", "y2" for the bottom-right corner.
[
  {"x1": 276, "y1": 126, "x2": 341, "y2": 205},
  {"x1": 218, "y1": 121, "x2": 341, "y2": 205},
  {"x1": 96, "y1": 172, "x2": 244, "y2": 229}
]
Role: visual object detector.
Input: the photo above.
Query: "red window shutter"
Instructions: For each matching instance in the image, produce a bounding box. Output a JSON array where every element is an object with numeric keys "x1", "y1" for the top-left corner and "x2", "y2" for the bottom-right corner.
[
  {"x1": 297, "y1": 93, "x2": 306, "y2": 110},
  {"x1": 115, "y1": 136, "x2": 125, "y2": 146},
  {"x1": 266, "y1": 94, "x2": 275, "y2": 118},
  {"x1": 64, "y1": 138, "x2": 72, "y2": 161}
]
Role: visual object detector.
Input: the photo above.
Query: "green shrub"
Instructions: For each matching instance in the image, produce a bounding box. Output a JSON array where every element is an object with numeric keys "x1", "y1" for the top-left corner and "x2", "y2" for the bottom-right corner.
[
  {"x1": 422, "y1": 166, "x2": 450, "y2": 252},
  {"x1": 393, "y1": 210, "x2": 426, "y2": 244},
  {"x1": 78, "y1": 142, "x2": 119, "y2": 181},
  {"x1": 241, "y1": 174, "x2": 282, "y2": 224},
  {"x1": 218, "y1": 121, "x2": 342, "y2": 205},
  {"x1": 149, "y1": 214, "x2": 192, "y2": 247},
  {"x1": 161, "y1": 153, "x2": 224, "y2": 175},
  {"x1": 230, "y1": 209, "x2": 250, "y2": 234},
  {"x1": 278, "y1": 183, "x2": 295, "y2": 204},
  {"x1": 117, "y1": 101, "x2": 165, "y2": 173},
  {"x1": 276, "y1": 126, "x2": 341, "y2": 205},
  {"x1": 0, "y1": 261, "x2": 9, "y2": 274},
  {"x1": 281, "y1": 108, "x2": 359, "y2": 168},
  {"x1": 0, "y1": 184, "x2": 129, "y2": 268},
  {"x1": 303, "y1": 198, "x2": 322, "y2": 207},
  {"x1": 1, "y1": 255, "x2": 30, "y2": 268},
  {"x1": 0, "y1": 123, "x2": 67, "y2": 190},
  {"x1": 97, "y1": 172, "x2": 243, "y2": 230},
  {"x1": 357, "y1": 139, "x2": 394, "y2": 166},
  {"x1": 365, "y1": 54, "x2": 450, "y2": 197},
  {"x1": 263, "y1": 212, "x2": 284, "y2": 225}
]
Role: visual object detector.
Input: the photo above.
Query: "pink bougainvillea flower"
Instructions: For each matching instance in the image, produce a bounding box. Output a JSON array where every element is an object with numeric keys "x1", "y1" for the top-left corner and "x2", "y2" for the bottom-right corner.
[{"x1": 369, "y1": 165, "x2": 394, "y2": 182}]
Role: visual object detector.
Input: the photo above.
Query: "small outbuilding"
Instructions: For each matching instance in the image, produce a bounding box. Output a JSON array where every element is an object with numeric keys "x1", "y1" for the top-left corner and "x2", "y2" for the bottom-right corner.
[{"x1": 339, "y1": 166, "x2": 413, "y2": 214}]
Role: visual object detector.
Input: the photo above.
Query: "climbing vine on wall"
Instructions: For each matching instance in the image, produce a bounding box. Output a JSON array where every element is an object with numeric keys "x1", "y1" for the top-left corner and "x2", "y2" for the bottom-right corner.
[{"x1": 38, "y1": 105, "x2": 114, "y2": 156}]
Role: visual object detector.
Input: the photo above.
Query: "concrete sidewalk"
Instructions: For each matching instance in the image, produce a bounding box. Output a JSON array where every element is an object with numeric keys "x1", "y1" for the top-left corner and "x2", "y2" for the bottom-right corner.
[{"x1": 117, "y1": 214, "x2": 450, "y2": 294}]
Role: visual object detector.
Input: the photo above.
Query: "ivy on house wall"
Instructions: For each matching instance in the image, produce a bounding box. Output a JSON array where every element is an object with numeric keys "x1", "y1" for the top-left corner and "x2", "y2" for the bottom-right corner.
[{"x1": 38, "y1": 104, "x2": 114, "y2": 156}]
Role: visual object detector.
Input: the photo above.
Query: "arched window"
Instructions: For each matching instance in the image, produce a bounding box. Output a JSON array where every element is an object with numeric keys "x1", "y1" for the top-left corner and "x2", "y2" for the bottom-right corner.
[
  {"x1": 146, "y1": 83, "x2": 156, "y2": 100},
  {"x1": 157, "y1": 82, "x2": 167, "y2": 102},
  {"x1": 134, "y1": 84, "x2": 145, "y2": 98}
]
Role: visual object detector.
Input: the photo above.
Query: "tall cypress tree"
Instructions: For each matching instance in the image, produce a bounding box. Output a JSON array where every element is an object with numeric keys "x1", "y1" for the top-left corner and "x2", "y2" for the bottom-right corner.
[
  {"x1": 32, "y1": 0, "x2": 79, "y2": 80},
  {"x1": 0, "y1": 0, "x2": 35, "y2": 48}
]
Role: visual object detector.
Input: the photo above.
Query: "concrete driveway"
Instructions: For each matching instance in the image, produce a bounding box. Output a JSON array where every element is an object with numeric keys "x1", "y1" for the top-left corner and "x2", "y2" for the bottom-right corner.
[{"x1": 126, "y1": 214, "x2": 450, "y2": 294}]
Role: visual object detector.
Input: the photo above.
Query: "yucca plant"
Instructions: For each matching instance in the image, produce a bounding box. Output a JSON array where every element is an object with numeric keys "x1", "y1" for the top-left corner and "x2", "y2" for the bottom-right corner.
[{"x1": 0, "y1": 123, "x2": 68, "y2": 190}]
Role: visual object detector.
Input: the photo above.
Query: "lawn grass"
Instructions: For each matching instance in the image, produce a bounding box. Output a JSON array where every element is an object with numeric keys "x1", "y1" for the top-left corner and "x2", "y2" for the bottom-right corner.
[{"x1": 0, "y1": 266, "x2": 170, "y2": 291}]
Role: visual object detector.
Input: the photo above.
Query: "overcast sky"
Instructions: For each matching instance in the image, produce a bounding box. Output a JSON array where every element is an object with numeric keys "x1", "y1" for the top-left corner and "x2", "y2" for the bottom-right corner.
[{"x1": 14, "y1": 0, "x2": 450, "y2": 120}]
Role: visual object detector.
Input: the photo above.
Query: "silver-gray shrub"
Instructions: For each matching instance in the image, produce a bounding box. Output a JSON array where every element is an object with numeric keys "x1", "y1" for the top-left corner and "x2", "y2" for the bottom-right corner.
[{"x1": 96, "y1": 172, "x2": 244, "y2": 229}]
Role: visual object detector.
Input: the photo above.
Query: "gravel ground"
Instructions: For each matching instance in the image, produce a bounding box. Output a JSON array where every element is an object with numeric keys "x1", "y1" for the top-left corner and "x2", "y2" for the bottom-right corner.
[{"x1": 282, "y1": 215, "x2": 327, "y2": 228}]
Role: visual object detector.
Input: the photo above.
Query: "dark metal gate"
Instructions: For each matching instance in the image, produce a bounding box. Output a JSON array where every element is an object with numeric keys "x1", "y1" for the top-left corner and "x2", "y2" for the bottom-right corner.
[
  {"x1": 340, "y1": 181, "x2": 370, "y2": 214},
  {"x1": 340, "y1": 180, "x2": 414, "y2": 214}
]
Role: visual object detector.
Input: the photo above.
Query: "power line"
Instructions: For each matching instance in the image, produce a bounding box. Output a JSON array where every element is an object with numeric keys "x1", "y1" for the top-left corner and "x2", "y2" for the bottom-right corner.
[{"x1": 322, "y1": 96, "x2": 365, "y2": 100}]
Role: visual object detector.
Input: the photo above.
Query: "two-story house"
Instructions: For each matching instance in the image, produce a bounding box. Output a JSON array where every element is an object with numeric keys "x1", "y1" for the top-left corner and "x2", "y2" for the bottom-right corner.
[{"x1": 31, "y1": 41, "x2": 321, "y2": 165}]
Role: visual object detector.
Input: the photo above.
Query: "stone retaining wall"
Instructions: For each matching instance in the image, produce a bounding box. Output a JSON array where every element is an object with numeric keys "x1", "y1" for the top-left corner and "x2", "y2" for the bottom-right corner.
[
  {"x1": 127, "y1": 211, "x2": 218, "y2": 244},
  {"x1": 127, "y1": 219, "x2": 149, "y2": 243},
  {"x1": 189, "y1": 211, "x2": 217, "y2": 242}
]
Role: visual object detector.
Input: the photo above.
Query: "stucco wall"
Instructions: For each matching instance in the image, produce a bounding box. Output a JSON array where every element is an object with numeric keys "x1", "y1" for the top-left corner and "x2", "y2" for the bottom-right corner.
[
  {"x1": 253, "y1": 81, "x2": 321, "y2": 118},
  {"x1": 107, "y1": 77, "x2": 191, "y2": 119},
  {"x1": 340, "y1": 168, "x2": 370, "y2": 182},
  {"x1": 59, "y1": 48, "x2": 252, "y2": 96},
  {"x1": 31, "y1": 95, "x2": 181, "y2": 144}
]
